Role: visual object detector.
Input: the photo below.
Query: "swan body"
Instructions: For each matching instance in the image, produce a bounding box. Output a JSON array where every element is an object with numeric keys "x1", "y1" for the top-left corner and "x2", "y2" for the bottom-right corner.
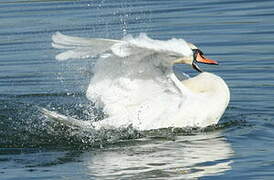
[
  {"x1": 52, "y1": 32, "x2": 230, "y2": 130},
  {"x1": 90, "y1": 72, "x2": 229, "y2": 130}
]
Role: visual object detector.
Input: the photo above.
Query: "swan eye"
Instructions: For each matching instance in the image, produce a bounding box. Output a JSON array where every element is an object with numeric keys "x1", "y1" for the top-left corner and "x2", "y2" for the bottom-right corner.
[
  {"x1": 192, "y1": 49, "x2": 203, "y2": 54},
  {"x1": 192, "y1": 49, "x2": 204, "y2": 59}
]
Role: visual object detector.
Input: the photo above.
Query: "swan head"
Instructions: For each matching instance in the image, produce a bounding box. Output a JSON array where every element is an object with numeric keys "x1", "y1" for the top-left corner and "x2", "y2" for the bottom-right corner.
[{"x1": 173, "y1": 42, "x2": 218, "y2": 72}]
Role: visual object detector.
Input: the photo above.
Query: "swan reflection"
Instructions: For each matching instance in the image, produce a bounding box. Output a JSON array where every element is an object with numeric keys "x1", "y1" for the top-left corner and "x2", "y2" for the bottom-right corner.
[{"x1": 84, "y1": 132, "x2": 233, "y2": 179}]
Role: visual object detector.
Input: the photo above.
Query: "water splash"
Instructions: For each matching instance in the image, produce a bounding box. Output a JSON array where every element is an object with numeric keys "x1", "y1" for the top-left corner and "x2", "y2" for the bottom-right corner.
[{"x1": 0, "y1": 98, "x2": 248, "y2": 150}]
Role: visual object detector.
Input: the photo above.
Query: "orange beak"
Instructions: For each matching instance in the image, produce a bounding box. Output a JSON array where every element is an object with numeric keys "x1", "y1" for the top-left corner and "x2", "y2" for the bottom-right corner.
[
  {"x1": 192, "y1": 49, "x2": 218, "y2": 72},
  {"x1": 196, "y1": 52, "x2": 218, "y2": 65}
]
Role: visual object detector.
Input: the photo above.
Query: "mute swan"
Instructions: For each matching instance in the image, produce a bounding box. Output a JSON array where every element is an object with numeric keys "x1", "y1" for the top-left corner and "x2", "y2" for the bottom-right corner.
[{"x1": 51, "y1": 32, "x2": 230, "y2": 130}]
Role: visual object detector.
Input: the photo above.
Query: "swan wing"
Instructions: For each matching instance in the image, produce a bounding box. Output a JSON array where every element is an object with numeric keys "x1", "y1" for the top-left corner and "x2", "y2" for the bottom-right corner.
[
  {"x1": 52, "y1": 33, "x2": 195, "y2": 130},
  {"x1": 40, "y1": 107, "x2": 92, "y2": 129},
  {"x1": 52, "y1": 32, "x2": 121, "y2": 61},
  {"x1": 52, "y1": 32, "x2": 192, "y2": 63}
]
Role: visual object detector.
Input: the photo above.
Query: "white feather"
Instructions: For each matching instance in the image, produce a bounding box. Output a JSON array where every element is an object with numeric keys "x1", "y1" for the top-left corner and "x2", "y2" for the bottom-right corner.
[
  {"x1": 52, "y1": 32, "x2": 192, "y2": 62},
  {"x1": 51, "y1": 33, "x2": 229, "y2": 131},
  {"x1": 52, "y1": 32, "x2": 120, "y2": 61}
]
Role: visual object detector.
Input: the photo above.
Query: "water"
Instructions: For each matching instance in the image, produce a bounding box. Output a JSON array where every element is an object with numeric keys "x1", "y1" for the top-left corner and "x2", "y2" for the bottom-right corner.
[{"x1": 1, "y1": 0, "x2": 274, "y2": 179}]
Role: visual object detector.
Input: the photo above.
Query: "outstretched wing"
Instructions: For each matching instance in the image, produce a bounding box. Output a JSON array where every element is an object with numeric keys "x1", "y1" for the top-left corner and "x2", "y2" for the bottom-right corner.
[
  {"x1": 52, "y1": 33, "x2": 194, "y2": 130},
  {"x1": 52, "y1": 32, "x2": 192, "y2": 63},
  {"x1": 52, "y1": 32, "x2": 121, "y2": 61}
]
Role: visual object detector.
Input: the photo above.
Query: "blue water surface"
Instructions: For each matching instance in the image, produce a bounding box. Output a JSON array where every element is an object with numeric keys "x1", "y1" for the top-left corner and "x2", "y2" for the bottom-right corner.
[{"x1": 0, "y1": 0, "x2": 274, "y2": 179}]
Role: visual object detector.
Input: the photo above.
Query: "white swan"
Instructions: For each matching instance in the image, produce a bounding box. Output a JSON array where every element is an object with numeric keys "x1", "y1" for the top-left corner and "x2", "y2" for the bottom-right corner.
[{"x1": 51, "y1": 32, "x2": 230, "y2": 130}]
